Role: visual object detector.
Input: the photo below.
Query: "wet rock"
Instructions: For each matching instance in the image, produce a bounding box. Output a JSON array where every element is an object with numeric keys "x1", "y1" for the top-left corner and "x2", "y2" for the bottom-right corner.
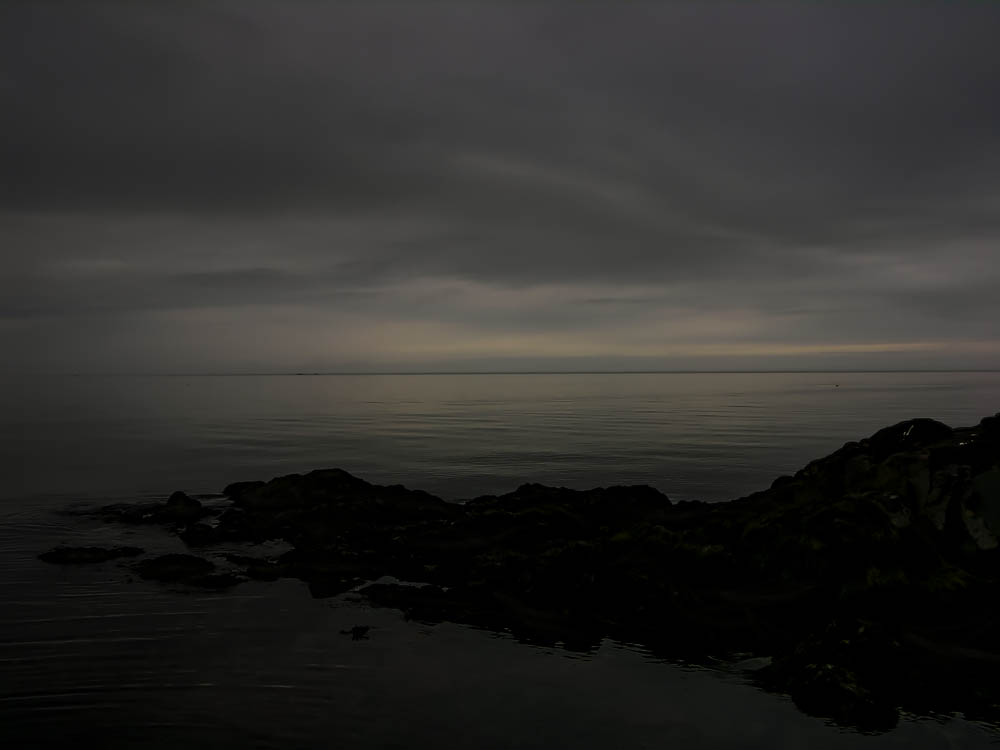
[
  {"x1": 978, "y1": 412, "x2": 1000, "y2": 435},
  {"x1": 39, "y1": 545, "x2": 144, "y2": 564},
  {"x1": 190, "y1": 572, "x2": 244, "y2": 589},
  {"x1": 135, "y1": 553, "x2": 215, "y2": 582},
  {"x1": 340, "y1": 625, "x2": 370, "y2": 640},
  {"x1": 99, "y1": 502, "x2": 163, "y2": 524},
  {"x1": 863, "y1": 418, "x2": 953, "y2": 461},
  {"x1": 758, "y1": 620, "x2": 903, "y2": 732},
  {"x1": 135, "y1": 554, "x2": 244, "y2": 589},
  {"x1": 100, "y1": 491, "x2": 207, "y2": 526},
  {"x1": 179, "y1": 522, "x2": 218, "y2": 546},
  {"x1": 964, "y1": 468, "x2": 1000, "y2": 550},
  {"x1": 223, "y1": 553, "x2": 285, "y2": 581},
  {"x1": 359, "y1": 582, "x2": 474, "y2": 622},
  {"x1": 307, "y1": 577, "x2": 360, "y2": 599},
  {"x1": 70, "y1": 412, "x2": 1000, "y2": 732},
  {"x1": 222, "y1": 480, "x2": 266, "y2": 500},
  {"x1": 783, "y1": 662, "x2": 898, "y2": 733},
  {"x1": 167, "y1": 490, "x2": 197, "y2": 507},
  {"x1": 141, "y1": 490, "x2": 209, "y2": 525}
]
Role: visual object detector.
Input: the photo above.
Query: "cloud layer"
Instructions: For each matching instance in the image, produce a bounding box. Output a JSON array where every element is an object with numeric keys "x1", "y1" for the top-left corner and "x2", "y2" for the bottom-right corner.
[{"x1": 3, "y1": 2, "x2": 999, "y2": 372}]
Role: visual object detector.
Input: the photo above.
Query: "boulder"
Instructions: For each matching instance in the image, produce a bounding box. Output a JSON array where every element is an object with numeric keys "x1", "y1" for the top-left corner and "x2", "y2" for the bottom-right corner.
[
  {"x1": 160, "y1": 491, "x2": 204, "y2": 522},
  {"x1": 135, "y1": 553, "x2": 215, "y2": 583},
  {"x1": 62, "y1": 412, "x2": 1000, "y2": 732}
]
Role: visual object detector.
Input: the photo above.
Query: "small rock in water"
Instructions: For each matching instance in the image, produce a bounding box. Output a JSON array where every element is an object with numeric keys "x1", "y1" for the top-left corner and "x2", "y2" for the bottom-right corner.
[
  {"x1": 135, "y1": 553, "x2": 214, "y2": 582},
  {"x1": 134, "y1": 553, "x2": 246, "y2": 589},
  {"x1": 161, "y1": 491, "x2": 204, "y2": 522},
  {"x1": 340, "y1": 625, "x2": 370, "y2": 640}
]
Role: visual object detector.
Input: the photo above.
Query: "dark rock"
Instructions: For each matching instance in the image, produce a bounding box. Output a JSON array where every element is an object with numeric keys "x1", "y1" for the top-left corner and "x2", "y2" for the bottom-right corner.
[
  {"x1": 190, "y1": 572, "x2": 244, "y2": 589},
  {"x1": 167, "y1": 490, "x2": 198, "y2": 508},
  {"x1": 784, "y1": 661, "x2": 898, "y2": 733},
  {"x1": 307, "y1": 577, "x2": 360, "y2": 599},
  {"x1": 74, "y1": 412, "x2": 1000, "y2": 732},
  {"x1": 340, "y1": 625, "x2": 370, "y2": 640},
  {"x1": 979, "y1": 412, "x2": 1000, "y2": 435},
  {"x1": 222, "y1": 480, "x2": 266, "y2": 499},
  {"x1": 100, "y1": 492, "x2": 207, "y2": 526},
  {"x1": 134, "y1": 554, "x2": 242, "y2": 589},
  {"x1": 179, "y1": 522, "x2": 218, "y2": 546},
  {"x1": 770, "y1": 474, "x2": 795, "y2": 489},
  {"x1": 864, "y1": 418, "x2": 953, "y2": 461},
  {"x1": 224, "y1": 553, "x2": 285, "y2": 581},
  {"x1": 359, "y1": 582, "x2": 476, "y2": 622},
  {"x1": 99, "y1": 502, "x2": 162, "y2": 524},
  {"x1": 135, "y1": 553, "x2": 215, "y2": 582},
  {"x1": 39, "y1": 545, "x2": 144, "y2": 564},
  {"x1": 160, "y1": 491, "x2": 204, "y2": 522},
  {"x1": 758, "y1": 619, "x2": 903, "y2": 732}
]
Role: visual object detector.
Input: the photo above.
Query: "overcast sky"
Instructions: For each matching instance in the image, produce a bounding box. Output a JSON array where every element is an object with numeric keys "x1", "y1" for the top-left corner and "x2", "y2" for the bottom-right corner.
[{"x1": 3, "y1": 2, "x2": 999, "y2": 373}]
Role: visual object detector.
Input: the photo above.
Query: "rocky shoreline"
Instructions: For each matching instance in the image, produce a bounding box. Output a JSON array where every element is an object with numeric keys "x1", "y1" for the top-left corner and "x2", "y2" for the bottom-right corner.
[{"x1": 41, "y1": 413, "x2": 1000, "y2": 732}]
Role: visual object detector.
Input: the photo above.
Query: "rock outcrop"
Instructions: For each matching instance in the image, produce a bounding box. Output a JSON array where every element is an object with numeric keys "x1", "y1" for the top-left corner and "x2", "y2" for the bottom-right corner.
[
  {"x1": 100, "y1": 490, "x2": 210, "y2": 525},
  {"x1": 135, "y1": 553, "x2": 242, "y2": 589},
  {"x1": 56, "y1": 413, "x2": 1000, "y2": 731}
]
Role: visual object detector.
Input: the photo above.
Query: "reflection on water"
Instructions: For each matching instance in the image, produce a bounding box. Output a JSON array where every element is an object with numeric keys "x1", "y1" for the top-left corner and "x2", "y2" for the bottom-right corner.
[{"x1": 2, "y1": 498, "x2": 999, "y2": 749}]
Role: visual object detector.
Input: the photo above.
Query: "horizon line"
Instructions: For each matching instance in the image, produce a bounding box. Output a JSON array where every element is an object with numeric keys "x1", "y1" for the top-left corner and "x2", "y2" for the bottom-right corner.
[{"x1": 12, "y1": 368, "x2": 1000, "y2": 377}]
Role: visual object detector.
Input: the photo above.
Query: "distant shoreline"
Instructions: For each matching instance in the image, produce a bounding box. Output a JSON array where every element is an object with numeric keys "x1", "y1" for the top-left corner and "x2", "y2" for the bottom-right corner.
[{"x1": 13, "y1": 369, "x2": 1000, "y2": 377}]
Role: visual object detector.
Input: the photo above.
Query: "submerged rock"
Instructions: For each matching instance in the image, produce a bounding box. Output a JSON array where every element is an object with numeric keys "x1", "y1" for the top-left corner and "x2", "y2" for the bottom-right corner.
[
  {"x1": 189, "y1": 572, "x2": 244, "y2": 589},
  {"x1": 134, "y1": 553, "x2": 239, "y2": 588},
  {"x1": 101, "y1": 490, "x2": 209, "y2": 526},
  {"x1": 136, "y1": 553, "x2": 214, "y2": 581},
  {"x1": 340, "y1": 625, "x2": 370, "y2": 640},
  {"x1": 179, "y1": 522, "x2": 218, "y2": 546}
]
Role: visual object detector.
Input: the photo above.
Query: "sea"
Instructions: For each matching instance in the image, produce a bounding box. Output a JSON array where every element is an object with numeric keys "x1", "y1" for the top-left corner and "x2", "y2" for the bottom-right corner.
[{"x1": 2, "y1": 371, "x2": 999, "y2": 748}]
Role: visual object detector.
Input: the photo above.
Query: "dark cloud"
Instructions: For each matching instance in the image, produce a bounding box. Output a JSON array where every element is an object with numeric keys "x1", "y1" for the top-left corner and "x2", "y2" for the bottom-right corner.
[{"x1": 2, "y1": 2, "x2": 999, "y2": 371}]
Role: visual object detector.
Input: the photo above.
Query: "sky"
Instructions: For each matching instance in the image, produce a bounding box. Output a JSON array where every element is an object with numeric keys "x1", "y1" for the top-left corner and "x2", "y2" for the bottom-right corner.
[{"x1": 3, "y1": 1, "x2": 1000, "y2": 373}]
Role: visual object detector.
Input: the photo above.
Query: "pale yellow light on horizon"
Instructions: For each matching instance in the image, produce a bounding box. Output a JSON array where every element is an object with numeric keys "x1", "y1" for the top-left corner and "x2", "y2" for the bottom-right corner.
[{"x1": 340, "y1": 316, "x2": 996, "y2": 362}]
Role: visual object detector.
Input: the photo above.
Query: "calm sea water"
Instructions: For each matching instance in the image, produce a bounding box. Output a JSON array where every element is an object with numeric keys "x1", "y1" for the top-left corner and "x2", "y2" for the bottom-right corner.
[
  {"x1": 4, "y1": 371, "x2": 999, "y2": 502},
  {"x1": 2, "y1": 372, "x2": 999, "y2": 748}
]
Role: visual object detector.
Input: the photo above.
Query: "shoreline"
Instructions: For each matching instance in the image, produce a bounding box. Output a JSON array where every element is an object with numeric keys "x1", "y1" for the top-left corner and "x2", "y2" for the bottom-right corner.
[{"x1": 42, "y1": 412, "x2": 1000, "y2": 732}]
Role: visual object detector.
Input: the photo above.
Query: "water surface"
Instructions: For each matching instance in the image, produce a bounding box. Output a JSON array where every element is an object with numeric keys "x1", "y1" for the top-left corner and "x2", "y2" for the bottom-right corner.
[
  {"x1": 2, "y1": 372, "x2": 999, "y2": 747},
  {"x1": 4, "y1": 371, "x2": 998, "y2": 502}
]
